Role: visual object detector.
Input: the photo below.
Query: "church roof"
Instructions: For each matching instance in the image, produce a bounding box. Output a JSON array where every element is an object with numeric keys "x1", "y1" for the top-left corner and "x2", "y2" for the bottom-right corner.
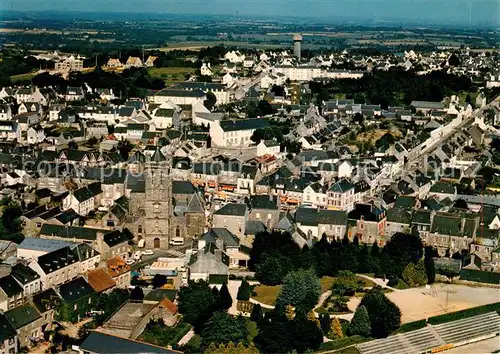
[
  {"x1": 185, "y1": 193, "x2": 204, "y2": 213},
  {"x1": 151, "y1": 148, "x2": 166, "y2": 162}
]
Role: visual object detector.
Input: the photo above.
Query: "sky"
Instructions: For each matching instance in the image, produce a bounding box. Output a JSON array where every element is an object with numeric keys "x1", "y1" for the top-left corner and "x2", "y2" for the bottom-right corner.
[{"x1": 2, "y1": 0, "x2": 499, "y2": 26}]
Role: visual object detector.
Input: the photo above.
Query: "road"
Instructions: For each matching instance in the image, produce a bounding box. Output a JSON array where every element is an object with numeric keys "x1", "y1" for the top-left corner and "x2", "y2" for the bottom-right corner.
[
  {"x1": 445, "y1": 337, "x2": 500, "y2": 354},
  {"x1": 404, "y1": 97, "x2": 500, "y2": 173}
]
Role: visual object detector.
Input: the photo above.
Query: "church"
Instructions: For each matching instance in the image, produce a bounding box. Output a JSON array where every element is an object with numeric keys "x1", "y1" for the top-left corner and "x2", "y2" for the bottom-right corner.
[{"x1": 128, "y1": 148, "x2": 205, "y2": 249}]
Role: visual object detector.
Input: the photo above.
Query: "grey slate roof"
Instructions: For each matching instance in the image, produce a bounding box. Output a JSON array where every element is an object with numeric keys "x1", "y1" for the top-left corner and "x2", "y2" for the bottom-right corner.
[
  {"x1": 250, "y1": 195, "x2": 278, "y2": 210},
  {"x1": 214, "y1": 203, "x2": 247, "y2": 217},
  {"x1": 318, "y1": 209, "x2": 347, "y2": 225},
  {"x1": 0, "y1": 275, "x2": 23, "y2": 297},
  {"x1": 5, "y1": 304, "x2": 41, "y2": 330},
  {"x1": 0, "y1": 313, "x2": 16, "y2": 342},
  {"x1": 201, "y1": 228, "x2": 240, "y2": 248},
  {"x1": 58, "y1": 277, "x2": 95, "y2": 303},
  {"x1": 296, "y1": 207, "x2": 319, "y2": 226},
  {"x1": 219, "y1": 118, "x2": 269, "y2": 132},
  {"x1": 80, "y1": 331, "x2": 177, "y2": 353},
  {"x1": 37, "y1": 246, "x2": 78, "y2": 274}
]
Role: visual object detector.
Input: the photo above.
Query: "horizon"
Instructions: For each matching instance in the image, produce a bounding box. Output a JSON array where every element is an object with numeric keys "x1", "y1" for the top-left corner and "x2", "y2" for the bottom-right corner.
[{"x1": 2, "y1": 0, "x2": 499, "y2": 28}]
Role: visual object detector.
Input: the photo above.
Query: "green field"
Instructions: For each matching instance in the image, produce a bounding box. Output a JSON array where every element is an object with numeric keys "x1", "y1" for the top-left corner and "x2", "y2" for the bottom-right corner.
[
  {"x1": 10, "y1": 71, "x2": 37, "y2": 82},
  {"x1": 147, "y1": 67, "x2": 196, "y2": 85}
]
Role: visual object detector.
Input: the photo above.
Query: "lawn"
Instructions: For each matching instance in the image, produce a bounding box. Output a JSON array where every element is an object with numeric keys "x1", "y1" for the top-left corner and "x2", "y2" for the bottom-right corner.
[
  {"x1": 251, "y1": 285, "x2": 281, "y2": 306},
  {"x1": 317, "y1": 335, "x2": 369, "y2": 353},
  {"x1": 10, "y1": 71, "x2": 37, "y2": 82},
  {"x1": 139, "y1": 321, "x2": 191, "y2": 347},
  {"x1": 320, "y1": 276, "x2": 336, "y2": 293},
  {"x1": 147, "y1": 67, "x2": 196, "y2": 84}
]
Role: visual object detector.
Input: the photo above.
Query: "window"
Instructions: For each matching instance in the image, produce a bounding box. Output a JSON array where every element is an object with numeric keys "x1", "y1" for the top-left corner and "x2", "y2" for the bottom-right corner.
[
  {"x1": 8, "y1": 338, "x2": 14, "y2": 345},
  {"x1": 255, "y1": 212, "x2": 261, "y2": 218}
]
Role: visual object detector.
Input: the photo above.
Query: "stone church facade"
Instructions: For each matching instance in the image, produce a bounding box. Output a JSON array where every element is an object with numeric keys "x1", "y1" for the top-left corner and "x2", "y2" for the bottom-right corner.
[{"x1": 127, "y1": 149, "x2": 205, "y2": 249}]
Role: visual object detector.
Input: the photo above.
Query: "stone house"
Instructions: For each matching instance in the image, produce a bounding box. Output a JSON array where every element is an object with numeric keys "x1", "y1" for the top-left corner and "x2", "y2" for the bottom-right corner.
[
  {"x1": 385, "y1": 208, "x2": 412, "y2": 238},
  {"x1": 348, "y1": 203, "x2": 387, "y2": 246},
  {"x1": 188, "y1": 242, "x2": 229, "y2": 282},
  {"x1": 32, "y1": 288, "x2": 61, "y2": 333},
  {"x1": 212, "y1": 203, "x2": 248, "y2": 238},
  {"x1": 0, "y1": 313, "x2": 17, "y2": 354},
  {"x1": 106, "y1": 256, "x2": 131, "y2": 289},
  {"x1": 5, "y1": 304, "x2": 46, "y2": 348},
  {"x1": 248, "y1": 195, "x2": 280, "y2": 229}
]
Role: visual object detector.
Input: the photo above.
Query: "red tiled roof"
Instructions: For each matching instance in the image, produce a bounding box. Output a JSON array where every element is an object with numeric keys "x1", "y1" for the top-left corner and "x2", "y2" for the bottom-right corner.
[{"x1": 87, "y1": 268, "x2": 116, "y2": 292}]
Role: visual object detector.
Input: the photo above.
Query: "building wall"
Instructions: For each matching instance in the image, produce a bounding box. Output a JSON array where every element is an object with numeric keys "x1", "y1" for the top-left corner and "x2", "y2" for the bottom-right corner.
[{"x1": 212, "y1": 215, "x2": 246, "y2": 238}]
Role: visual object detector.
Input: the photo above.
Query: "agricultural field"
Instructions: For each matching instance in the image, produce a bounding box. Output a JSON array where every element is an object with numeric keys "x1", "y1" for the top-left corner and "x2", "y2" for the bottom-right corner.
[{"x1": 10, "y1": 71, "x2": 37, "y2": 82}]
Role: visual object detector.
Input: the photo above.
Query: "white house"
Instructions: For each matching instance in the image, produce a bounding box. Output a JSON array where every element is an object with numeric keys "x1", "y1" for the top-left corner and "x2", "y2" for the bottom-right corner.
[
  {"x1": 65, "y1": 87, "x2": 85, "y2": 101},
  {"x1": 303, "y1": 182, "x2": 328, "y2": 208},
  {"x1": 0, "y1": 121, "x2": 21, "y2": 141},
  {"x1": 151, "y1": 89, "x2": 206, "y2": 106},
  {"x1": 171, "y1": 82, "x2": 230, "y2": 105},
  {"x1": 225, "y1": 51, "x2": 244, "y2": 64},
  {"x1": 222, "y1": 73, "x2": 235, "y2": 87},
  {"x1": 200, "y1": 63, "x2": 213, "y2": 76},
  {"x1": 209, "y1": 118, "x2": 269, "y2": 147},
  {"x1": 151, "y1": 106, "x2": 181, "y2": 129},
  {"x1": 256, "y1": 139, "x2": 281, "y2": 157},
  {"x1": 49, "y1": 104, "x2": 65, "y2": 121},
  {"x1": 0, "y1": 104, "x2": 12, "y2": 121},
  {"x1": 27, "y1": 125, "x2": 45, "y2": 144},
  {"x1": 62, "y1": 182, "x2": 102, "y2": 216},
  {"x1": 243, "y1": 56, "x2": 255, "y2": 68}
]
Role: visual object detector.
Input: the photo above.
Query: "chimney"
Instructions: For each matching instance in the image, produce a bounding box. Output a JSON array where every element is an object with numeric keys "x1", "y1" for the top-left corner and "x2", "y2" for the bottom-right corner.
[{"x1": 96, "y1": 232, "x2": 105, "y2": 253}]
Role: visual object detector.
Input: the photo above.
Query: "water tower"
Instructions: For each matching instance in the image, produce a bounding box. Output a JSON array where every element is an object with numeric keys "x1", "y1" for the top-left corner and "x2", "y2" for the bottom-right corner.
[{"x1": 293, "y1": 34, "x2": 303, "y2": 60}]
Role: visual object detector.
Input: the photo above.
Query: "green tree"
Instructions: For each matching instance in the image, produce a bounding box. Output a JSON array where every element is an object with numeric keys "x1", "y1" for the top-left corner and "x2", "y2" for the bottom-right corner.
[
  {"x1": 380, "y1": 233, "x2": 423, "y2": 277},
  {"x1": 130, "y1": 286, "x2": 144, "y2": 301},
  {"x1": 348, "y1": 305, "x2": 371, "y2": 337},
  {"x1": 275, "y1": 268, "x2": 321, "y2": 315},
  {"x1": 255, "y1": 253, "x2": 291, "y2": 285},
  {"x1": 402, "y1": 259, "x2": 427, "y2": 287},
  {"x1": 237, "y1": 280, "x2": 251, "y2": 301},
  {"x1": 250, "y1": 303, "x2": 263, "y2": 323},
  {"x1": 204, "y1": 91, "x2": 217, "y2": 111},
  {"x1": 201, "y1": 312, "x2": 249, "y2": 348},
  {"x1": 424, "y1": 246, "x2": 438, "y2": 284},
  {"x1": 178, "y1": 280, "x2": 218, "y2": 331},
  {"x1": 360, "y1": 286, "x2": 401, "y2": 338},
  {"x1": 1, "y1": 204, "x2": 22, "y2": 232},
  {"x1": 218, "y1": 282, "x2": 233, "y2": 310}
]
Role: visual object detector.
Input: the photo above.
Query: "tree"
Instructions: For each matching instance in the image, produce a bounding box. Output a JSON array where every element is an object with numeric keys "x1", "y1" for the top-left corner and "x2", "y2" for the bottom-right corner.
[
  {"x1": 178, "y1": 280, "x2": 218, "y2": 331},
  {"x1": 1, "y1": 204, "x2": 22, "y2": 232},
  {"x1": 448, "y1": 53, "x2": 460, "y2": 66},
  {"x1": 370, "y1": 241, "x2": 380, "y2": 258},
  {"x1": 204, "y1": 91, "x2": 217, "y2": 111},
  {"x1": 275, "y1": 268, "x2": 321, "y2": 315},
  {"x1": 130, "y1": 286, "x2": 144, "y2": 301},
  {"x1": 453, "y1": 199, "x2": 468, "y2": 210},
  {"x1": 202, "y1": 312, "x2": 249, "y2": 348},
  {"x1": 348, "y1": 305, "x2": 371, "y2": 337},
  {"x1": 250, "y1": 303, "x2": 263, "y2": 323},
  {"x1": 360, "y1": 286, "x2": 401, "y2": 338},
  {"x1": 205, "y1": 342, "x2": 259, "y2": 354},
  {"x1": 329, "y1": 317, "x2": 344, "y2": 339},
  {"x1": 218, "y1": 282, "x2": 233, "y2": 310},
  {"x1": 402, "y1": 259, "x2": 427, "y2": 287},
  {"x1": 255, "y1": 252, "x2": 292, "y2": 285},
  {"x1": 152, "y1": 275, "x2": 168, "y2": 289},
  {"x1": 424, "y1": 246, "x2": 438, "y2": 284},
  {"x1": 380, "y1": 233, "x2": 423, "y2": 277},
  {"x1": 237, "y1": 279, "x2": 251, "y2": 301},
  {"x1": 319, "y1": 313, "x2": 331, "y2": 334}
]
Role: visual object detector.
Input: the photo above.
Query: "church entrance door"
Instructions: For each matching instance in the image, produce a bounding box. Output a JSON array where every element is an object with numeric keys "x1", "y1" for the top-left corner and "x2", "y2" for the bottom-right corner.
[{"x1": 153, "y1": 237, "x2": 160, "y2": 248}]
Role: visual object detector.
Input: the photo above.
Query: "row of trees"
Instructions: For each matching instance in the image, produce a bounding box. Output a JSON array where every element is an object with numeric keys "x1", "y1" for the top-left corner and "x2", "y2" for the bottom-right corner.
[{"x1": 249, "y1": 230, "x2": 436, "y2": 286}]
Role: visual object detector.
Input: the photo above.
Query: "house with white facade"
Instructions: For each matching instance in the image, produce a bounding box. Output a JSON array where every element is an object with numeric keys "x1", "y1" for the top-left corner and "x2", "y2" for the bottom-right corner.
[
  {"x1": 209, "y1": 118, "x2": 269, "y2": 147},
  {"x1": 62, "y1": 182, "x2": 102, "y2": 216},
  {"x1": 27, "y1": 125, "x2": 45, "y2": 144},
  {"x1": 327, "y1": 179, "x2": 355, "y2": 211},
  {"x1": 151, "y1": 89, "x2": 206, "y2": 106},
  {"x1": 171, "y1": 82, "x2": 230, "y2": 105},
  {"x1": 200, "y1": 63, "x2": 213, "y2": 76}
]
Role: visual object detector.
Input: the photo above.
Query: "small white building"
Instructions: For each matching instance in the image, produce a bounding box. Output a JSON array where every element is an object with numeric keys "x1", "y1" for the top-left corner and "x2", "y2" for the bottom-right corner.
[
  {"x1": 200, "y1": 63, "x2": 213, "y2": 76},
  {"x1": 209, "y1": 118, "x2": 269, "y2": 147}
]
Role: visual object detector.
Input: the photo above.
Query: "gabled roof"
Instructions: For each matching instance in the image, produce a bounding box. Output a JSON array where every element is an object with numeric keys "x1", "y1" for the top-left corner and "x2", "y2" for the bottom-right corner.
[
  {"x1": 412, "y1": 209, "x2": 432, "y2": 225},
  {"x1": 328, "y1": 179, "x2": 355, "y2": 193},
  {"x1": 431, "y1": 214, "x2": 462, "y2": 236},
  {"x1": 219, "y1": 118, "x2": 269, "y2": 132},
  {"x1": 213, "y1": 203, "x2": 247, "y2": 217},
  {"x1": 32, "y1": 288, "x2": 61, "y2": 314},
  {"x1": 295, "y1": 207, "x2": 319, "y2": 226},
  {"x1": 185, "y1": 193, "x2": 204, "y2": 213},
  {"x1": 172, "y1": 180, "x2": 196, "y2": 195},
  {"x1": 0, "y1": 275, "x2": 23, "y2": 297},
  {"x1": 87, "y1": 268, "x2": 116, "y2": 293},
  {"x1": 318, "y1": 209, "x2": 347, "y2": 225},
  {"x1": 201, "y1": 228, "x2": 240, "y2": 248},
  {"x1": 0, "y1": 313, "x2": 16, "y2": 342},
  {"x1": 37, "y1": 246, "x2": 78, "y2": 274},
  {"x1": 103, "y1": 230, "x2": 128, "y2": 247},
  {"x1": 58, "y1": 277, "x2": 95, "y2": 303},
  {"x1": 387, "y1": 208, "x2": 412, "y2": 224},
  {"x1": 11, "y1": 263, "x2": 40, "y2": 285},
  {"x1": 5, "y1": 304, "x2": 41, "y2": 330},
  {"x1": 430, "y1": 181, "x2": 456, "y2": 194},
  {"x1": 250, "y1": 195, "x2": 278, "y2": 210}
]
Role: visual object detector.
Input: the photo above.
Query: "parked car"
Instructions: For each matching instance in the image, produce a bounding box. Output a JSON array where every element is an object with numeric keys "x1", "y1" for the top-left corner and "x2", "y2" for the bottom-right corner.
[
  {"x1": 126, "y1": 259, "x2": 135, "y2": 265},
  {"x1": 141, "y1": 250, "x2": 154, "y2": 256},
  {"x1": 133, "y1": 251, "x2": 142, "y2": 260}
]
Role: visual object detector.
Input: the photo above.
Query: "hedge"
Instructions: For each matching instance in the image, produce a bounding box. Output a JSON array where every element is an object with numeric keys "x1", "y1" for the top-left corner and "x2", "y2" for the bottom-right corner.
[
  {"x1": 394, "y1": 319, "x2": 427, "y2": 333},
  {"x1": 317, "y1": 335, "x2": 369, "y2": 352},
  {"x1": 427, "y1": 301, "x2": 500, "y2": 325}
]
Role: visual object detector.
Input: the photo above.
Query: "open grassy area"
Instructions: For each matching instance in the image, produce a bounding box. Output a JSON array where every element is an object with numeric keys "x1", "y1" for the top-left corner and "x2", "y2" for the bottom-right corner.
[
  {"x1": 356, "y1": 128, "x2": 402, "y2": 145},
  {"x1": 251, "y1": 285, "x2": 281, "y2": 306},
  {"x1": 320, "y1": 276, "x2": 336, "y2": 293},
  {"x1": 147, "y1": 66, "x2": 196, "y2": 85},
  {"x1": 10, "y1": 71, "x2": 37, "y2": 82},
  {"x1": 317, "y1": 335, "x2": 369, "y2": 353},
  {"x1": 139, "y1": 321, "x2": 191, "y2": 347}
]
